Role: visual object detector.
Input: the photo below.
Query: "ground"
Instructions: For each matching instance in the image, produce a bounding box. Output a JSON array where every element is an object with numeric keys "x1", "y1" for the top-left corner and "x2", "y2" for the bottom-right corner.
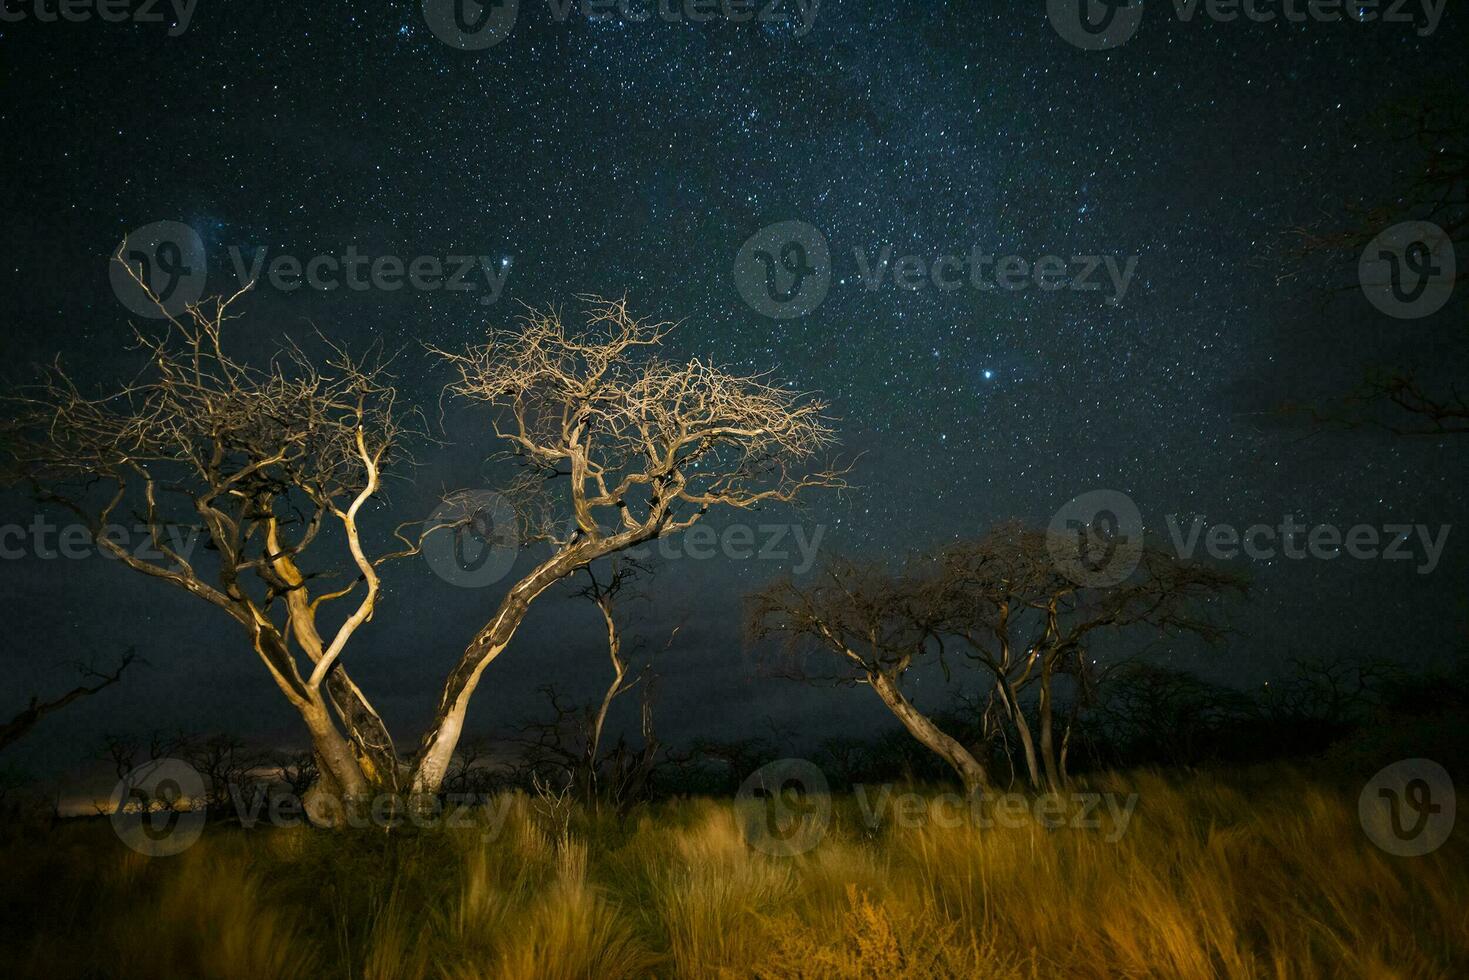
[{"x1": 1, "y1": 766, "x2": 1463, "y2": 979}]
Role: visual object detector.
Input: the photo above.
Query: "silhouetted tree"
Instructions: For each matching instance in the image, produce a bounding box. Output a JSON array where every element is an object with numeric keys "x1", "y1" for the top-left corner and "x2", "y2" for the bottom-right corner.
[{"x1": 0, "y1": 649, "x2": 135, "y2": 753}]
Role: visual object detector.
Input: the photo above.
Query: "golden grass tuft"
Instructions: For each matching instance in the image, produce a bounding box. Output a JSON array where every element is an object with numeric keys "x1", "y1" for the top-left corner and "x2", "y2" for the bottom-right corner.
[{"x1": 1, "y1": 769, "x2": 1463, "y2": 979}]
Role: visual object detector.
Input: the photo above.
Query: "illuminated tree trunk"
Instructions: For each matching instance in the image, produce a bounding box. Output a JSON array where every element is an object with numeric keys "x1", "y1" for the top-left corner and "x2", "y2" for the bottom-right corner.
[
  {"x1": 410, "y1": 552, "x2": 586, "y2": 795},
  {"x1": 869, "y1": 672, "x2": 989, "y2": 795}
]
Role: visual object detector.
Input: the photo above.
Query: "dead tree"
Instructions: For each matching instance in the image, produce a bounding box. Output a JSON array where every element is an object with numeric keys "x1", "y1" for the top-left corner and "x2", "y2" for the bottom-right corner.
[
  {"x1": 183, "y1": 733, "x2": 269, "y2": 814},
  {"x1": 568, "y1": 557, "x2": 676, "y2": 807},
  {"x1": 2, "y1": 261, "x2": 425, "y2": 814},
  {"x1": 410, "y1": 298, "x2": 845, "y2": 793},
  {"x1": 573, "y1": 559, "x2": 639, "y2": 797},
  {"x1": 509, "y1": 601, "x2": 674, "y2": 814},
  {"x1": 274, "y1": 749, "x2": 320, "y2": 800},
  {"x1": 0, "y1": 650, "x2": 135, "y2": 753},
  {"x1": 443, "y1": 735, "x2": 504, "y2": 796},
  {"x1": 1283, "y1": 92, "x2": 1469, "y2": 436},
  {"x1": 934, "y1": 522, "x2": 1245, "y2": 789},
  {"x1": 748, "y1": 558, "x2": 993, "y2": 795},
  {"x1": 95, "y1": 729, "x2": 190, "y2": 815}
]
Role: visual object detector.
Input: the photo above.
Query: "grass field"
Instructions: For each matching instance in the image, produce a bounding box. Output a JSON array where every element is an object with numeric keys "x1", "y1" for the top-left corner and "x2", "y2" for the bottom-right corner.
[{"x1": 1, "y1": 767, "x2": 1463, "y2": 979}]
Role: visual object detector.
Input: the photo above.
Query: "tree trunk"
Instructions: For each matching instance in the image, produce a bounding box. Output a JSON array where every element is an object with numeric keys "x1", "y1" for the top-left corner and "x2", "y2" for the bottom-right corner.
[
  {"x1": 410, "y1": 520, "x2": 664, "y2": 796},
  {"x1": 267, "y1": 528, "x2": 402, "y2": 790},
  {"x1": 248, "y1": 626, "x2": 371, "y2": 825},
  {"x1": 869, "y1": 672, "x2": 989, "y2": 795},
  {"x1": 323, "y1": 671, "x2": 400, "y2": 790},
  {"x1": 409, "y1": 551, "x2": 585, "y2": 794},
  {"x1": 582, "y1": 599, "x2": 626, "y2": 804},
  {"x1": 997, "y1": 678, "x2": 1043, "y2": 789},
  {"x1": 1058, "y1": 680, "x2": 1086, "y2": 786},
  {"x1": 1037, "y1": 659, "x2": 1063, "y2": 791},
  {"x1": 300, "y1": 705, "x2": 370, "y2": 827}
]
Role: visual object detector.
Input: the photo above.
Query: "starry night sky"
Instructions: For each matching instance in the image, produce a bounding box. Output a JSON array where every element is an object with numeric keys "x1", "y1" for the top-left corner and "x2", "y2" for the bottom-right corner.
[{"x1": 1, "y1": 2, "x2": 1466, "y2": 791}]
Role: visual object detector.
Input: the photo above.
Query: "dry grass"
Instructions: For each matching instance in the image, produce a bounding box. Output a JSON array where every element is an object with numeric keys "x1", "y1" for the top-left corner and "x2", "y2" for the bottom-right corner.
[{"x1": 0, "y1": 768, "x2": 1463, "y2": 979}]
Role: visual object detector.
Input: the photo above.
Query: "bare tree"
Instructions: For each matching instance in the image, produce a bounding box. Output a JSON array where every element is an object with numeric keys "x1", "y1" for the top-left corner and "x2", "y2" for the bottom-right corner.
[
  {"x1": 95, "y1": 728, "x2": 190, "y2": 815},
  {"x1": 274, "y1": 748, "x2": 320, "y2": 800},
  {"x1": 572, "y1": 559, "x2": 643, "y2": 799},
  {"x1": 2, "y1": 261, "x2": 424, "y2": 815},
  {"x1": 5, "y1": 284, "x2": 843, "y2": 810},
  {"x1": 443, "y1": 734, "x2": 503, "y2": 796},
  {"x1": 100, "y1": 729, "x2": 189, "y2": 781},
  {"x1": 508, "y1": 617, "x2": 671, "y2": 815},
  {"x1": 751, "y1": 525, "x2": 1244, "y2": 794},
  {"x1": 1092, "y1": 663, "x2": 1255, "y2": 768},
  {"x1": 183, "y1": 733, "x2": 269, "y2": 814},
  {"x1": 934, "y1": 523, "x2": 1245, "y2": 789},
  {"x1": 748, "y1": 558, "x2": 993, "y2": 795},
  {"x1": 409, "y1": 298, "x2": 845, "y2": 793},
  {"x1": 0, "y1": 649, "x2": 136, "y2": 753},
  {"x1": 1283, "y1": 92, "x2": 1469, "y2": 436},
  {"x1": 1259, "y1": 655, "x2": 1399, "y2": 727},
  {"x1": 564, "y1": 557, "x2": 679, "y2": 809},
  {"x1": 1286, "y1": 91, "x2": 1468, "y2": 278}
]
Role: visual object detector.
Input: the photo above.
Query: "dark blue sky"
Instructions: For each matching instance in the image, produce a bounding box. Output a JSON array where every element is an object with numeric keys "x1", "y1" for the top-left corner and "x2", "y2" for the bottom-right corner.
[{"x1": 1, "y1": 2, "x2": 1465, "y2": 793}]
